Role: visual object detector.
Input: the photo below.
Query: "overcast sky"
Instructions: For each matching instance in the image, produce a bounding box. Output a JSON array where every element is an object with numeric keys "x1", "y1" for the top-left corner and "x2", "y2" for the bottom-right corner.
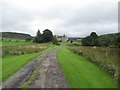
[{"x1": 1, "y1": 0, "x2": 119, "y2": 37}]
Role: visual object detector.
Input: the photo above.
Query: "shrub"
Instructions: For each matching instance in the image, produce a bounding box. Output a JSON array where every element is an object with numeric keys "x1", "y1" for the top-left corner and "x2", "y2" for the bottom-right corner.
[
  {"x1": 52, "y1": 35, "x2": 59, "y2": 45},
  {"x1": 81, "y1": 32, "x2": 99, "y2": 46}
]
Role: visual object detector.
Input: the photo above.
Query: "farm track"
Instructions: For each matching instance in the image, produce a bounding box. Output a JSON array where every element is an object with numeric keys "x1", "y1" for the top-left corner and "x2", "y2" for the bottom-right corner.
[
  {"x1": 2, "y1": 52, "x2": 46, "y2": 88},
  {"x1": 2, "y1": 47, "x2": 68, "y2": 88},
  {"x1": 29, "y1": 48, "x2": 68, "y2": 88}
]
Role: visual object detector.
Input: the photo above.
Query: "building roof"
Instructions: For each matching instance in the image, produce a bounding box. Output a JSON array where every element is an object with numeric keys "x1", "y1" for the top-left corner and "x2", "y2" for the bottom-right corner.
[
  {"x1": 68, "y1": 37, "x2": 82, "y2": 41},
  {"x1": 57, "y1": 36, "x2": 62, "y2": 38}
]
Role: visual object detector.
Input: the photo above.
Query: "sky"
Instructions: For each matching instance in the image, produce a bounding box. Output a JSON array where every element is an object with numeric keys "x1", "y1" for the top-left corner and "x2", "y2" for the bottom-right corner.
[{"x1": 1, "y1": 0, "x2": 119, "y2": 37}]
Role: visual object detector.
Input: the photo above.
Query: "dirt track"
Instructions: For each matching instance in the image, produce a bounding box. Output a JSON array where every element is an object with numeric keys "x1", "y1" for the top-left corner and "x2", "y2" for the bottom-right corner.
[
  {"x1": 3, "y1": 48, "x2": 68, "y2": 88},
  {"x1": 30, "y1": 48, "x2": 68, "y2": 88}
]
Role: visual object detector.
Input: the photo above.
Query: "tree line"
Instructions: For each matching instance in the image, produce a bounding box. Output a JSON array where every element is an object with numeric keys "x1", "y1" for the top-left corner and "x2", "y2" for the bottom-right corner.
[
  {"x1": 81, "y1": 32, "x2": 120, "y2": 47},
  {"x1": 33, "y1": 29, "x2": 58, "y2": 45},
  {"x1": 1, "y1": 32, "x2": 32, "y2": 40}
]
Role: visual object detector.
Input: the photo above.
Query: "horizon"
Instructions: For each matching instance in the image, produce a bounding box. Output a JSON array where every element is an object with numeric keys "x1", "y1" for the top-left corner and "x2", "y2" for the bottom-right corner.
[
  {"x1": 1, "y1": 31, "x2": 118, "y2": 38},
  {"x1": 1, "y1": 0, "x2": 118, "y2": 37}
]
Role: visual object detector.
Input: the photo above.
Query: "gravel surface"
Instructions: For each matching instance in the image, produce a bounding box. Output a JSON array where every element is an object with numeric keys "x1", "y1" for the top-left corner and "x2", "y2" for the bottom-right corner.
[
  {"x1": 30, "y1": 48, "x2": 69, "y2": 88},
  {"x1": 2, "y1": 48, "x2": 69, "y2": 88},
  {"x1": 2, "y1": 52, "x2": 46, "y2": 88}
]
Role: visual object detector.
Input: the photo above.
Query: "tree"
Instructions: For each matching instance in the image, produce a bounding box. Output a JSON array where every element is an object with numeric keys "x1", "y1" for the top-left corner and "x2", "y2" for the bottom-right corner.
[
  {"x1": 42, "y1": 29, "x2": 53, "y2": 42},
  {"x1": 70, "y1": 40, "x2": 73, "y2": 43},
  {"x1": 52, "y1": 35, "x2": 59, "y2": 45},
  {"x1": 115, "y1": 33, "x2": 120, "y2": 47},
  {"x1": 81, "y1": 36, "x2": 92, "y2": 46},
  {"x1": 90, "y1": 32, "x2": 98, "y2": 38},
  {"x1": 26, "y1": 37, "x2": 32, "y2": 42},
  {"x1": 33, "y1": 29, "x2": 43, "y2": 43},
  {"x1": 81, "y1": 32, "x2": 99, "y2": 46},
  {"x1": 33, "y1": 29, "x2": 54, "y2": 43}
]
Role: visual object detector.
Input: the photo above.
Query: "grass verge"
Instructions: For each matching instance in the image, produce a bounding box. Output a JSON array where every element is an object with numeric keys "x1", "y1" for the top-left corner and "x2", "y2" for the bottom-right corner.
[
  {"x1": 2, "y1": 44, "x2": 58, "y2": 82},
  {"x1": 57, "y1": 47, "x2": 117, "y2": 88},
  {"x1": 2, "y1": 52, "x2": 40, "y2": 81},
  {"x1": 20, "y1": 45, "x2": 59, "y2": 88}
]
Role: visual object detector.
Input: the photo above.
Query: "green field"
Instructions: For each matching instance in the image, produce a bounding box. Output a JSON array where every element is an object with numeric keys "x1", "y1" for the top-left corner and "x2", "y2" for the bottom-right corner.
[
  {"x1": 57, "y1": 47, "x2": 117, "y2": 88},
  {"x1": 0, "y1": 39, "x2": 32, "y2": 46},
  {"x1": 2, "y1": 43, "x2": 58, "y2": 82},
  {"x1": 2, "y1": 52, "x2": 41, "y2": 81}
]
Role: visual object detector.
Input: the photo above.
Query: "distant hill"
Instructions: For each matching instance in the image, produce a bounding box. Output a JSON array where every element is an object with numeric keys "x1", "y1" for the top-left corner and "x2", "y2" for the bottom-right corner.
[
  {"x1": 81, "y1": 32, "x2": 120, "y2": 47},
  {"x1": 99, "y1": 33, "x2": 119, "y2": 38},
  {"x1": 98, "y1": 33, "x2": 119, "y2": 46},
  {"x1": 0, "y1": 32, "x2": 33, "y2": 40}
]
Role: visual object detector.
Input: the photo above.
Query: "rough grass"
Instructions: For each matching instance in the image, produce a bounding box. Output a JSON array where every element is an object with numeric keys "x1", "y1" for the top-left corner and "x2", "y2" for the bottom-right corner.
[
  {"x1": 57, "y1": 47, "x2": 117, "y2": 88},
  {"x1": 2, "y1": 43, "x2": 50, "y2": 57},
  {"x1": 68, "y1": 46, "x2": 119, "y2": 82},
  {"x1": 2, "y1": 44, "x2": 58, "y2": 82}
]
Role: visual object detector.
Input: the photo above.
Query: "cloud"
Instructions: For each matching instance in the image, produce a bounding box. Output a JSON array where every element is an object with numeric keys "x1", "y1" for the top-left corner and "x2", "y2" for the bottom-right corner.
[{"x1": 1, "y1": 0, "x2": 118, "y2": 37}]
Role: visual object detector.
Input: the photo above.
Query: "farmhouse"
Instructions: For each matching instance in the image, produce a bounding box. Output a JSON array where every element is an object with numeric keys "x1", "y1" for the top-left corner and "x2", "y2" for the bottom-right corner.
[
  {"x1": 57, "y1": 34, "x2": 68, "y2": 42},
  {"x1": 68, "y1": 37, "x2": 82, "y2": 42},
  {"x1": 57, "y1": 34, "x2": 82, "y2": 42}
]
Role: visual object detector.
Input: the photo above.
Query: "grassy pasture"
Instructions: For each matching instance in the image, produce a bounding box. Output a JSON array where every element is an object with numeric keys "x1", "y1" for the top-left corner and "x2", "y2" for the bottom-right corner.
[
  {"x1": 2, "y1": 52, "x2": 40, "y2": 81},
  {"x1": 0, "y1": 39, "x2": 32, "y2": 46},
  {"x1": 2, "y1": 43, "x2": 50, "y2": 57},
  {"x1": 57, "y1": 47, "x2": 117, "y2": 88},
  {"x1": 2, "y1": 43, "x2": 55, "y2": 81},
  {"x1": 68, "y1": 46, "x2": 119, "y2": 82}
]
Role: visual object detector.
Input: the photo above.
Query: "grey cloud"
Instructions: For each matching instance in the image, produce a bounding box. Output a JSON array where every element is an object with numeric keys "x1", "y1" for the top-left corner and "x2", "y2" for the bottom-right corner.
[
  {"x1": 53, "y1": 2, "x2": 118, "y2": 37},
  {"x1": 1, "y1": 0, "x2": 118, "y2": 37},
  {"x1": 60, "y1": 2, "x2": 117, "y2": 27},
  {"x1": 2, "y1": 2, "x2": 34, "y2": 34}
]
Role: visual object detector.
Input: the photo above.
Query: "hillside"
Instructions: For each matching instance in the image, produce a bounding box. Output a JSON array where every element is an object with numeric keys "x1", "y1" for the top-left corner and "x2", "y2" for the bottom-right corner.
[
  {"x1": 98, "y1": 33, "x2": 119, "y2": 46},
  {"x1": 1, "y1": 32, "x2": 32, "y2": 40}
]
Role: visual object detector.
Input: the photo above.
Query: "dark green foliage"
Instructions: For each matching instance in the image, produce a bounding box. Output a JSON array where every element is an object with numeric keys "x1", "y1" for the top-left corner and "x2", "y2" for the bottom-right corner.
[
  {"x1": 25, "y1": 38, "x2": 32, "y2": 42},
  {"x1": 82, "y1": 36, "x2": 91, "y2": 46},
  {"x1": 33, "y1": 30, "x2": 43, "y2": 43},
  {"x1": 1, "y1": 32, "x2": 32, "y2": 40},
  {"x1": 33, "y1": 29, "x2": 53, "y2": 43},
  {"x1": 116, "y1": 33, "x2": 120, "y2": 47},
  {"x1": 42, "y1": 29, "x2": 53, "y2": 42},
  {"x1": 82, "y1": 32, "x2": 119, "y2": 47},
  {"x1": 52, "y1": 35, "x2": 59, "y2": 45},
  {"x1": 82, "y1": 32, "x2": 99, "y2": 46},
  {"x1": 90, "y1": 32, "x2": 98, "y2": 38},
  {"x1": 98, "y1": 33, "x2": 120, "y2": 47},
  {"x1": 70, "y1": 41, "x2": 73, "y2": 43}
]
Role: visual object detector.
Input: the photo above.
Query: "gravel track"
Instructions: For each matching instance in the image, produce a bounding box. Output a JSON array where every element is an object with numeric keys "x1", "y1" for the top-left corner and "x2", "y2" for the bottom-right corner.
[
  {"x1": 30, "y1": 48, "x2": 68, "y2": 88},
  {"x1": 2, "y1": 48, "x2": 69, "y2": 88}
]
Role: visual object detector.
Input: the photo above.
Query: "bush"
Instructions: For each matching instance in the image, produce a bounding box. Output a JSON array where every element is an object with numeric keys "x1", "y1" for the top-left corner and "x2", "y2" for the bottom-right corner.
[
  {"x1": 82, "y1": 32, "x2": 120, "y2": 47},
  {"x1": 81, "y1": 32, "x2": 99, "y2": 46},
  {"x1": 26, "y1": 38, "x2": 32, "y2": 42},
  {"x1": 33, "y1": 29, "x2": 53, "y2": 43},
  {"x1": 52, "y1": 35, "x2": 59, "y2": 45}
]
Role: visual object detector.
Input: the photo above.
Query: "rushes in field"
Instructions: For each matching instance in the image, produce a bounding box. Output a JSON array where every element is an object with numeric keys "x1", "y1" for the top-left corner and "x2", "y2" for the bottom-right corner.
[{"x1": 2, "y1": 43, "x2": 50, "y2": 57}]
